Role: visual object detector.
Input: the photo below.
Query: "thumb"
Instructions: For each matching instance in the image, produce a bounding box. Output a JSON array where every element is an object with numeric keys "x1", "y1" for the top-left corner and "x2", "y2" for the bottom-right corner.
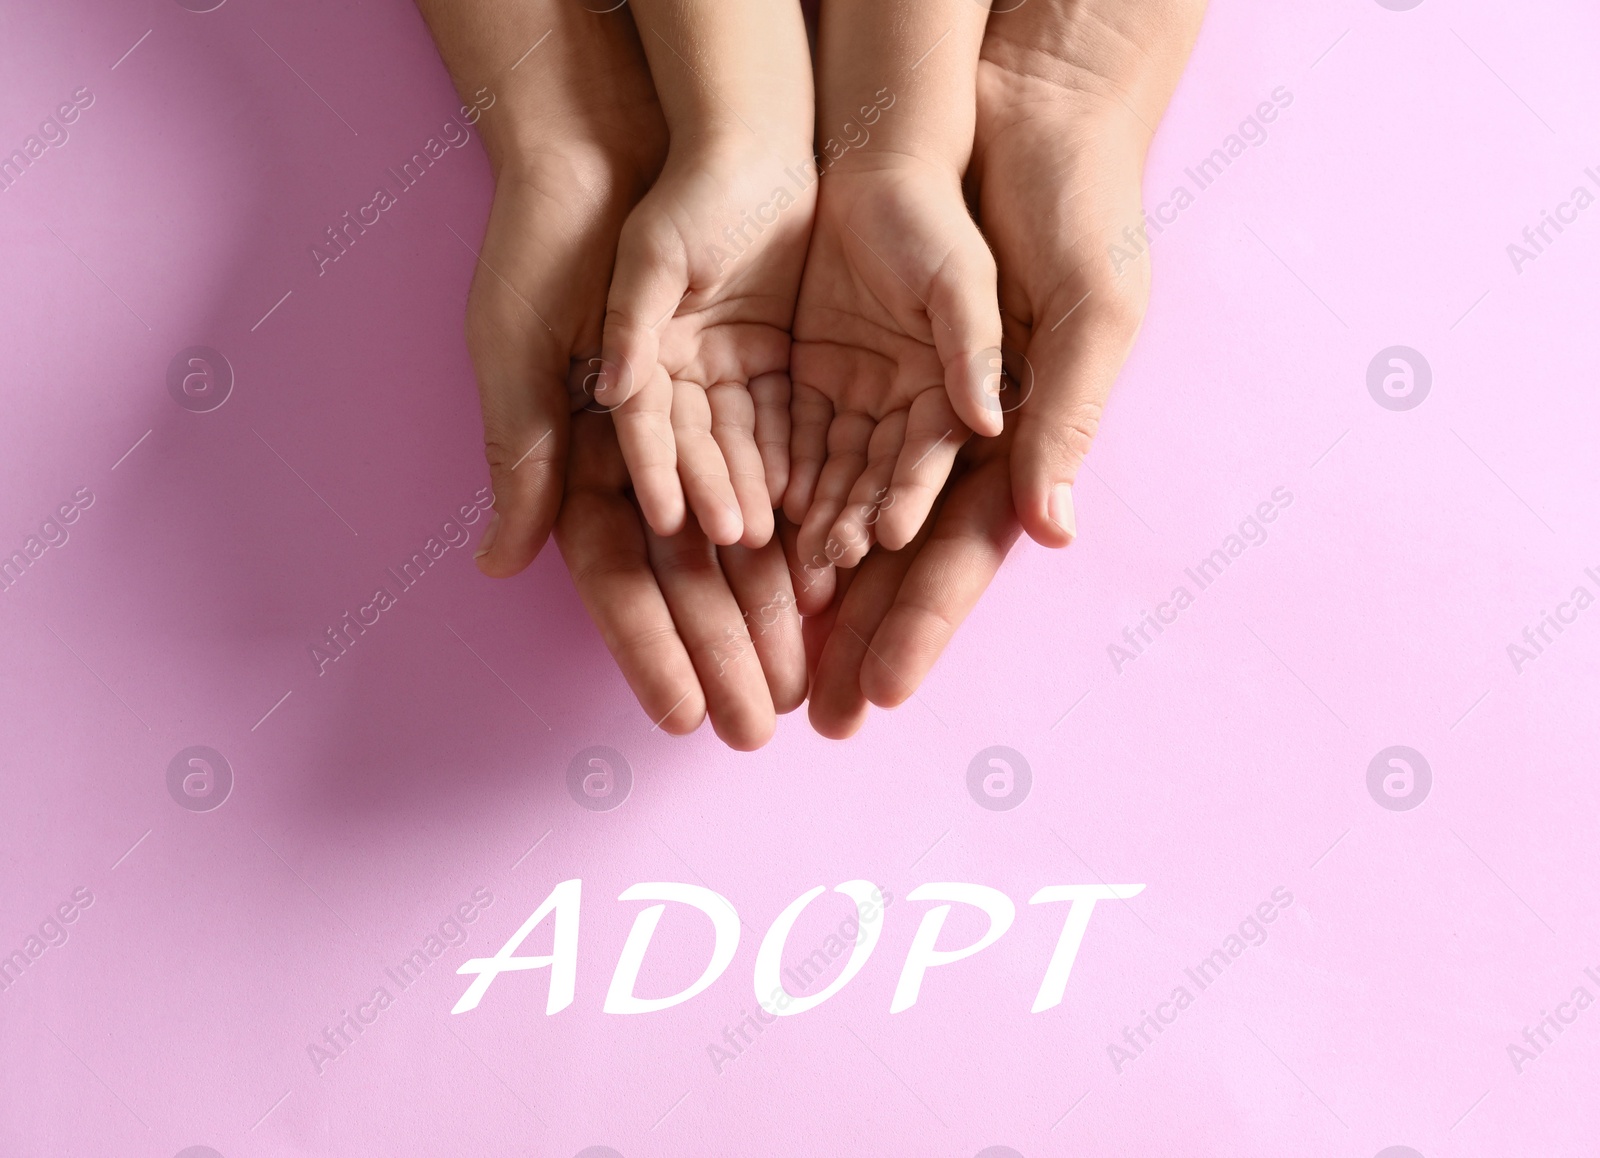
[
  {"x1": 927, "y1": 225, "x2": 1005, "y2": 439},
  {"x1": 1011, "y1": 282, "x2": 1145, "y2": 548},
  {"x1": 465, "y1": 311, "x2": 570, "y2": 578},
  {"x1": 595, "y1": 209, "x2": 688, "y2": 410}
]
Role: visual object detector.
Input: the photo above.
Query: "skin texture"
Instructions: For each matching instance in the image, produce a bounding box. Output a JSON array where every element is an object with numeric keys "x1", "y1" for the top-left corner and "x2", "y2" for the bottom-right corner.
[
  {"x1": 972, "y1": 0, "x2": 1207, "y2": 550},
  {"x1": 412, "y1": 0, "x2": 667, "y2": 578},
  {"x1": 416, "y1": 0, "x2": 807, "y2": 746},
  {"x1": 415, "y1": 0, "x2": 1205, "y2": 747},
  {"x1": 800, "y1": 0, "x2": 1206, "y2": 739},
  {"x1": 786, "y1": 0, "x2": 1005, "y2": 579},
  {"x1": 558, "y1": 410, "x2": 807, "y2": 750},
  {"x1": 594, "y1": 0, "x2": 817, "y2": 550}
]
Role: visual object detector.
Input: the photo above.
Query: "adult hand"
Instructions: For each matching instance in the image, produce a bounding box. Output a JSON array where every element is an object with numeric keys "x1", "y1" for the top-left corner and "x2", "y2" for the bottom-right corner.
[
  {"x1": 970, "y1": 0, "x2": 1205, "y2": 548},
  {"x1": 415, "y1": 0, "x2": 667, "y2": 577},
  {"x1": 795, "y1": 425, "x2": 1020, "y2": 739},
  {"x1": 799, "y1": 0, "x2": 1206, "y2": 736},
  {"x1": 557, "y1": 409, "x2": 807, "y2": 749}
]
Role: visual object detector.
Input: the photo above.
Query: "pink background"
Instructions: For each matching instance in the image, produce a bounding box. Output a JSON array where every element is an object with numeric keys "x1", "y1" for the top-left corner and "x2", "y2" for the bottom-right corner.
[{"x1": 2, "y1": 0, "x2": 1597, "y2": 1154}]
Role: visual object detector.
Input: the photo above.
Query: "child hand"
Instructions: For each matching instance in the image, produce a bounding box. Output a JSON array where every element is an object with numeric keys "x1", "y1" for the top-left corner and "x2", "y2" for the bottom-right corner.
[
  {"x1": 783, "y1": 154, "x2": 1002, "y2": 574},
  {"x1": 783, "y1": 0, "x2": 1002, "y2": 575},
  {"x1": 593, "y1": 141, "x2": 814, "y2": 550},
  {"x1": 591, "y1": 1, "x2": 817, "y2": 551}
]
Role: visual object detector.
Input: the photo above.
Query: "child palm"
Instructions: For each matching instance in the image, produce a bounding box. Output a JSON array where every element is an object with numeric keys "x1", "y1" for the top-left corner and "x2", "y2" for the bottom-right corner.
[
  {"x1": 783, "y1": 158, "x2": 1003, "y2": 573},
  {"x1": 594, "y1": 149, "x2": 814, "y2": 549}
]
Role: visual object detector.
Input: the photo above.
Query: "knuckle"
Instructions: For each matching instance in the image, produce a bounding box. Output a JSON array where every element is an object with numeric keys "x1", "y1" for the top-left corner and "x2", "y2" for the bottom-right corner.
[
  {"x1": 1083, "y1": 274, "x2": 1149, "y2": 337},
  {"x1": 1035, "y1": 401, "x2": 1104, "y2": 477}
]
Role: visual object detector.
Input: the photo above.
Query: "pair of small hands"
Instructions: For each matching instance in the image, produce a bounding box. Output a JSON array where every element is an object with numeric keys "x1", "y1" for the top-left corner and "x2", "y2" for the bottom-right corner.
[{"x1": 456, "y1": 2, "x2": 1198, "y2": 748}]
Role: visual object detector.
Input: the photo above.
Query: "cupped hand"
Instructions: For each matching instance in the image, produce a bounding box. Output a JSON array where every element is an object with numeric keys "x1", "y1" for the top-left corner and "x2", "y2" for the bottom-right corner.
[
  {"x1": 556, "y1": 408, "x2": 807, "y2": 750},
  {"x1": 783, "y1": 156, "x2": 1004, "y2": 578},
  {"x1": 453, "y1": 8, "x2": 667, "y2": 579},
  {"x1": 793, "y1": 420, "x2": 1021, "y2": 739},
  {"x1": 794, "y1": 3, "x2": 1206, "y2": 737},
  {"x1": 970, "y1": 1, "x2": 1203, "y2": 548},
  {"x1": 594, "y1": 142, "x2": 815, "y2": 551}
]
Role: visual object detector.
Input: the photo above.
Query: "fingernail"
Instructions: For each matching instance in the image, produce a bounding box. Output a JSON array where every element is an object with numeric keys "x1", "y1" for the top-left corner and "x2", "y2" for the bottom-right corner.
[
  {"x1": 473, "y1": 511, "x2": 500, "y2": 559},
  {"x1": 1048, "y1": 484, "x2": 1076, "y2": 541},
  {"x1": 595, "y1": 357, "x2": 630, "y2": 406},
  {"x1": 971, "y1": 346, "x2": 1004, "y2": 411}
]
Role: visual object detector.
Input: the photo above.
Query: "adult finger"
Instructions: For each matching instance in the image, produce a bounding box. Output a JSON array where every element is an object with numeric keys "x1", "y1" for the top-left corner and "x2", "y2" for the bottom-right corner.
[
  {"x1": 464, "y1": 184, "x2": 573, "y2": 578},
  {"x1": 779, "y1": 514, "x2": 836, "y2": 617},
  {"x1": 859, "y1": 452, "x2": 1020, "y2": 707},
  {"x1": 806, "y1": 524, "x2": 925, "y2": 740},
  {"x1": 719, "y1": 539, "x2": 807, "y2": 716},
  {"x1": 1011, "y1": 279, "x2": 1145, "y2": 549},
  {"x1": 555, "y1": 410, "x2": 705, "y2": 735},
  {"x1": 645, "y1": 519, "x2": 777, "y2": 750}
]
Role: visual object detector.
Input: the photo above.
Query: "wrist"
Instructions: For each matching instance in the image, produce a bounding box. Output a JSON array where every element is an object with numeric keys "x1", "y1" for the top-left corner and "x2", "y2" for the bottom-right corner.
[
  {"x1": 629, "y1": 2, "x2": 815, "y2": 165},
  {"x1": 659, "y1": 108, "x2": 814, "y2": 169},
  {"x1": 815, "y1": 2, "x2": 987, "y2": 176},
  {"x1": 813, "y1": 88, "x2": 971, "y2": 182},
  {"x1": 981, "y1": 0, "x2": 1206, "y2": 139}
]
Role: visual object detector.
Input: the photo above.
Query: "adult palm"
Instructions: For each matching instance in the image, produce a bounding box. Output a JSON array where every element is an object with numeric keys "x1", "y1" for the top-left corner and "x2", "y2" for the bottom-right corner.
[
  {"x1": 437, "y1": 4, "x2": 668, "y2": 578},
  {"x1": 969, "y1": 0, "x2": 1204, "y2": 548},
  {"x1": 800, "y1": 0, "x2": 1206, "y2": 736}
]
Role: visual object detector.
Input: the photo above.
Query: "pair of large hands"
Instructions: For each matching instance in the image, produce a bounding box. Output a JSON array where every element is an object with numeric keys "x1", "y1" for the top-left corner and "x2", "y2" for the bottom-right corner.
[{"x1": 456, "y1": 3, "x2": 1193, "y2": 748}]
